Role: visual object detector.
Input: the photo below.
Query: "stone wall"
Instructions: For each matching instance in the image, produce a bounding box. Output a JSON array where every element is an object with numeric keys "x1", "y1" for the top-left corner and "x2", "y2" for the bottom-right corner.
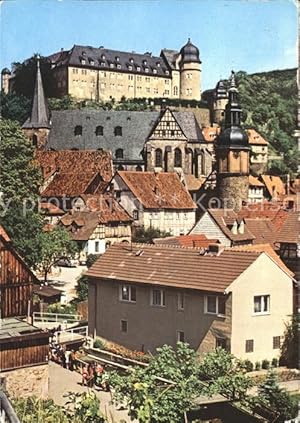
[
  {"x1": 2, "y1": 364, "x2": 49, "y2": 399},
  {"x1": 218, "y1": 175, "x2": 249, "y2": 211}
]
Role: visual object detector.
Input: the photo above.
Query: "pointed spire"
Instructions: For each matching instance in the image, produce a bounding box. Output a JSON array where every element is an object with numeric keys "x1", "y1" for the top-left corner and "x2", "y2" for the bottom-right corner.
[{"x1": 22, "y1": 56, "x2": 50, "y2": 129}]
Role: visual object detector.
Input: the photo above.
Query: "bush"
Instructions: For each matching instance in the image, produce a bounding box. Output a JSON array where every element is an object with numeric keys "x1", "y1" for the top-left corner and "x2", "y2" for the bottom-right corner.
[
  {"x1": 243, "y1": 359, "x2": 254, "y2": 372},
  {"x1": 255, "y1": 361, "x2": 261, "y2": 371},
  {"x1": 262, "y1": 359, "x2": 270, "y2": 370},
  {"x1": 94, "y1": 338, "x2": 106, "y2": 350},
  {"x1": 272, "y1": 358, "x2": 279, "y2": 368}
]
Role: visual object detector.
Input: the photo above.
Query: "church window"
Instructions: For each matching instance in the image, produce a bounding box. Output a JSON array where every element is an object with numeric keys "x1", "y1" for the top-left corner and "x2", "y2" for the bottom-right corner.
[
  {"x1": 96, "y1": 126, "x2": 103, "y2": 136},
  {"x1": 155, "y1": 149, "x2": 163, "y2": 167},
  {"x1": 174, "y1": 148, "x2": 182, "y2": 167},
  {"x1": 115, "y1": 148, "x2": 124, "y2": 159},
  {"x1": 114, "y1": 126, "x2": 122, "y2": 136},
  {"x1": 74, "y1": 125, "x2": 82, "y2": 136}
]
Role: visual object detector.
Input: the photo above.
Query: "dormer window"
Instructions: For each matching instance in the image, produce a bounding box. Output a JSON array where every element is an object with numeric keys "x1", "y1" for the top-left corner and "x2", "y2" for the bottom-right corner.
[
  {"x1": 153, "y1": 69, "x2": 157, "y2": 74},
  {"x1": 82, "y1": 51, "x2": 87, "y2": 56},
  {"x1": 129, "y1": 58, "x2": 134, "y2": 63},
  {"x1": 110, "y1": 63, "x2": 114, "y2": 68},
  {"x1": 114, "y1": 126, "x2": 122, "y2": 136},
  {"x1": 117, "y1": 64, "x2": 121, "y2": 69},
  {"x1": 96, "y1": 125, "x2": 103, "y2": 136},
  {"x1": 143, "y1": 60, "x2": 147, "y2": 65},
  {"x1": 145, "y1": 67, "x2": 149, "y2": 73},
  {"x1": 90, "y1": 60, "x2": 95, "y2": 66},
  {"x1": 74, "y1": 125, "x2": 82, "y2": 136},
  {"x1": 100, "y1": 62, "x2": 105, "y2": 67},
  {"x1": 128, "y1": 65, "x2": 133, "y2": 71},
  {"x1": 231, "y1": 221, "x2": 238, "y2": 235},
  {"x1": 101, "y1": 54, "x2": 105, "y2": 60},
  {"x1": 116, "y1": 56, "x2": 120, "y2": 62},
  {"x1": 165, "y1": 70, "x2": 169, "y2": 75},
  {"x1": 238, "y1": 221, "x2": 245, "y2": 234},
  {"x1": 81, "y1": 59, "x2": 86, "y2": 65},
  {"x1": 157, "y1": 62, "x2": 161, "y2": 67},
  {"x1": 136, "y1": 66, "x2": 141, "y2": 71}
]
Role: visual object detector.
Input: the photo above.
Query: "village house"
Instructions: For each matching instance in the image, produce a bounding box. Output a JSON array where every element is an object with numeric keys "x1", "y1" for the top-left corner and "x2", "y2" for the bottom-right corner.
[
  {"x1": 261, "y1": 174, "x2": 286, "y2": 202},
  {"x1": 59, "y1": 194, "x2": 132, "y2": 262},
  {"x1": 109, "y1": 171, "x2": 197, "y2": 236},
  {"x1": 87, "y1": 242, "x2": 294, "y2": 362},
  {"x1": 0, "y1": 226, "x2": 49, "y2": 398},
  {"x1": 248, "y1": 175, "x2": 265, "y2": 203}
]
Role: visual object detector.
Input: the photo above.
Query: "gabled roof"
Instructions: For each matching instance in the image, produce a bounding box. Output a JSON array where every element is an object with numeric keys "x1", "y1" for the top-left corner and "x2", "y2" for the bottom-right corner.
[
  {"x1": 246, "y1": 129, "x2": 268, "y2": 146},
  {"x1": 208, "y1": 209, "x2": 255, "y2": 242},
  {"x1": 229, "y1": 243, "x2": 294, "y2": 278},
  {"x1": 86, "y1": 243, "x2": 262, "y2": 293},
  {"x1": 40, "y1": 202, "x2": 65, "y2": 215},
  {"x1": 277, "y1": 212, "x2": 300, "y2": 244},
  {"x1": 36, "y1": 150, "x2": 113, "y2": 181},
  {"x1": 41, "y1": 172, "x2": 105, "y2": 197},
  {"x1": 153, "y1": 234, "x2": 219, "y2": 248},
  {"x1": 60, "y1": 198, "x2": 132, "y2": 241},
  {"x1": 238, "y1": 203, "x2": 289, "y2": 231},
  {"x1": 261, "y1": 175, "x2": 286, "y2": 198},
  {"x1": 183, "y1": 174, "x2": 205, "y2": 192},
  {"x1": 244, "y1": 218, "x2": 277, "y2": 246},
  {"x1": 173, "y1": 111, "x2": 205, "y2": 142},
  {"x1": 47, "y1": 110, "x2": 159, "y2": 159},
  {"x1": 116, "y1": 171, "x2": 196, "y2": 210}
]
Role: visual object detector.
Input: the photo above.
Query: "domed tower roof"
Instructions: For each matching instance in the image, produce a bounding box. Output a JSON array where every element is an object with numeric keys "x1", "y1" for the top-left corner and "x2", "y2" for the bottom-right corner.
[
  {"x1": 217, "y1": 71, "x2": 249, "y2": 149},
  {"x1": 1, "y1": 68, "x2": 11, "y2": 75},
  {"x1": 215, "y1": 80, "x2": 227, "y2": 100},
  {"x1": 180, "y1": 38, "x2": 201, "y2": 64}
]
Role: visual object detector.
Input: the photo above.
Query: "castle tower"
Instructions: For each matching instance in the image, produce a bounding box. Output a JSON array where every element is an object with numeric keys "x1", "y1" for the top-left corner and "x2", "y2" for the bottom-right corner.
[
  {"x1": 213, "y1": 80, "x2": 228, "y2": 125},
  {"x1": 22, "y1": 57, "x2": 51, "y2": 149},
  {"x1": 179, "y1": 39, "x2": 201, "y2": 101},
  {"x1": 1, "y1": 68, "x2": 11, "y2": 94},
  {"x1": 216, "y1": 71, "x2": 250, "y2": 211}
]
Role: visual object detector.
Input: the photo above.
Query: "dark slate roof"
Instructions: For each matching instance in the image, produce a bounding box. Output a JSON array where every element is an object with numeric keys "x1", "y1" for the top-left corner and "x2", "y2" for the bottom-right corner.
[
  {"x1": 160, "y1": 49, "x2": 179, "y2": 70},
  {"x1": 22, "y1": 59, "x2": 50, "y2": 129},
  {"x1": 48, "y1": 45, "x2": 172, "y2": 77},
  {"x1": 47, "y1": 110, "x2": 159, "y2": 161},
  {"x1": 173, "y1": 111, "x2": 205, "y2": 142}
]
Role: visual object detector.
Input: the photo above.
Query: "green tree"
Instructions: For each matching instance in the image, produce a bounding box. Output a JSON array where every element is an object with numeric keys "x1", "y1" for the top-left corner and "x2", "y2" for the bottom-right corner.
[
  {"x1": 0, "y1": 91, "x2": 31, "y2": 123},
  {"x1": 37, "y1": 226, "x2": 78, "y2": 282},
  {"x1": 0, "y1": 119, "x2": 43, "y2": 266},
  {"x1": 132, "y1": 227, "x2": 171, "y2": 243},
  {"x1": 75, "y1": 254, "x2": 99, "y2": 301},
  {"x1": 280, "y1": 314, "x2": 299, "y2": 368},
  {"x1": 257, "y1": 370, "x2": 299, "y2": 422}
]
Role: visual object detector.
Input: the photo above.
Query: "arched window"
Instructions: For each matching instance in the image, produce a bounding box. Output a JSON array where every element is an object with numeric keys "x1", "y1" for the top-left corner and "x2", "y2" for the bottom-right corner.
[
  {"x1": 155, "y1": 149, "x2": 163, "y2": 167},
  {"x1": 96, "y1": 125, "x2": 103, "y2": 136},
  {"x1": 74, "y1": 125, "x2": 82, "y2": 136},
  {"x1": 115, "y1": 149, "x2": 124, "y2": 159},
  {"x1": 32, "y1": 134, "x2": 38, "y2": 147},
  {"x1": 174, "y1": 148, "x2": 182, "y2": 167},
  {"x1": 114, "y1": 126, "x2": 122, "y2": 136}
]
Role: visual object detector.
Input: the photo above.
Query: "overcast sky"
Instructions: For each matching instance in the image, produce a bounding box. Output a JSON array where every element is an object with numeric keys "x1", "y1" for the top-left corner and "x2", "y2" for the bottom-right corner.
[{"x1": 0, "y1": 0, "x2": 297, "y2": 89}]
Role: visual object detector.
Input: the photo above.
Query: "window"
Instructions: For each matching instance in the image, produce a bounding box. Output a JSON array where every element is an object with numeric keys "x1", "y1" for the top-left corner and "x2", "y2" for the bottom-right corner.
[
  {"x1": 32, "y1": 134, "x2": 38, "y2": 147},
  {"x1": 95, "y1": 241, "x2": 100, "y2": 253},
  {"x1": 273, "y1": 336, "x2": 281, "y2": 349},
  {"x1": 120, "y1": 285, "x2": 136, "y2": 302},
  {"x1": 254, "y1": 295, "x2": 270, "y2": 314},
  {"x1": 245, "y1": 339, "x2": 254, "y2": 353},
  {"x1": 174, "y1": 148, "x2": 182, "y2": 167},
  {"x1": 121, "y1": 320, "x2": 128, "y2": 333},
  {"x1": 177, "y1": 331, "x2": 185, "y2": 342},
  {"x1": 216, "y1": 338, "x2": 227, "y2": 350},
  {"x1": 155, "y1": 149, "x2": 163, "y2": 167},
  {"x1": 205, "y1": 295, "x2": 226, "y2": 316},
  {"x1": 74, "y1": 125, "x2": 82, "y2": 136},
  {"x1": 115, "y1": 148, "x2": 124, "y2": 159},
  {"x1": 173, "y1": 86, "x2": 178, "y2": 96},
  {"x1": 177, "y1": 292, "x2": 184, "y2": 311},
  {"x1": 133, "y1": 210, "x2": 139, "y2": 220},
  {"x1": 151, "y1": 289, "x2": 165, "y2": 307},
  {"x1": 114, "y1": 126, "x2": 122, "y2": 136},
  {"x1": 95, "y1": 125, "x2": 103, "y2": 136}
]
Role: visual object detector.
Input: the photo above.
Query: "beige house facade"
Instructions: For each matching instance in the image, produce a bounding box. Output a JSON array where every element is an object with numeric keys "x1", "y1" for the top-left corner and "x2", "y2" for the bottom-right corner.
[{"x1": 87, "y1": 244, "x2": 294, "y2": 363}]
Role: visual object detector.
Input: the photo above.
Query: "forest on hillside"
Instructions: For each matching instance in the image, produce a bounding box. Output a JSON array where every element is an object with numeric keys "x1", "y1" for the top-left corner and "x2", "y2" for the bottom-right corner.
[{"x1": 236, "y1": 68, "x2": 298, "y2": 174}]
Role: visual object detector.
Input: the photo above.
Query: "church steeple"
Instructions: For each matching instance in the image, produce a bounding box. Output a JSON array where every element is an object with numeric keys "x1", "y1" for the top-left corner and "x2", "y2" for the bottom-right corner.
[
  {"x1": 22, "y1": 56, "x2": 50, "y2": 130},
  {"x1": 22, "y1": 57, "x2": 51, "y2": 149},
  {"x1": 216, "y1": 71, "x2": 250, "y2": 211}
]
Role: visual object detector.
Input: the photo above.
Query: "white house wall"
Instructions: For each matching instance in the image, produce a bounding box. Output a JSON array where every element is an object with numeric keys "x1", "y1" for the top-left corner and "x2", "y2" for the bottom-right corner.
[{"x1": 190, "y1": 211, "x2": 231, "y2": 246}]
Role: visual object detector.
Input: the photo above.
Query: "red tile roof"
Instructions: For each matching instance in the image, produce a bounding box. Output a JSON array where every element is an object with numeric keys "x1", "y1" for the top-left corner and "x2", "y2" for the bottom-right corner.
[
  {"x1": 40, "y1": 202, "x2": 65, "y2": 215},
  {"x1": 117, "y1": 171, "x2": 196, "y2": 210},
  {"x1": 261, "y1": 175, "x2": 286, "y2": 198},
  {"x1": 246, "y1": 129, "x2": 268, "y2": 146},
  {"x1": 238, "y1": 203, "x2": 289, "y2": 231},
  {"x1": 277, "y1": 212, "x2": 300, "y2": 244},
  {"x1": 153, "y1": 234, "x2": 219, "y2": 248},
  {"x1": 201, "y1": 127, "x2": 268, "y2": 146},
  {"x1": 86, "y1": 243, "x2": 262, "y2": 293},
  {"x1": 42, "y1": 172, "x2": 106, "y2": 196},
  {"x1": 249, "y1": 175, "x2": 264, "y2": 187},
  {"x1": 229, "y1": 243, "x2": 293, "y2": 277},
  {"x1": 243, "y1": 218, "x2": 278, "y2": 246},
  {"x1": 202, "y1": 126, "x2": 220, "y2": 143},
  {"x1": 0, "y1": 225, "x2": 10, "y2": 242},
  {"x1": 36, "y1": 150, "x2": 113, "y2": 181},
  {"x1": 208, "y1": 209, "x2": 255, "y2": 242}
]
